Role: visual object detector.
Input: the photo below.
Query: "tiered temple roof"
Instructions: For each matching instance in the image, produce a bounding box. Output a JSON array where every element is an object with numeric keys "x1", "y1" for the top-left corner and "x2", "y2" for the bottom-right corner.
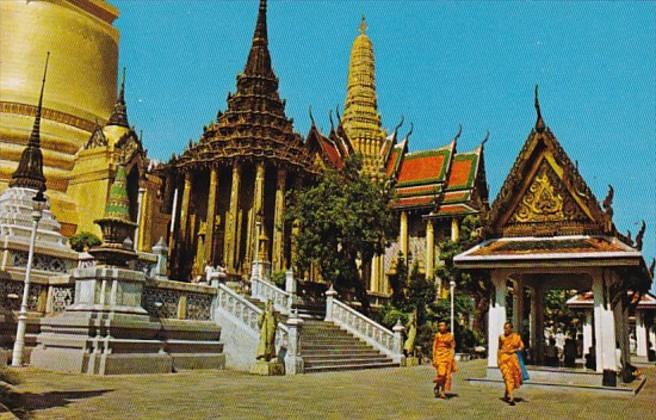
[
  {"x1": 387, "y1": 127, "x2": 487, "y2": 215},
  {"x1": 455, "y1": 87, "x2": 652, "y2": 291},
  {"x1": 171, "y1": 0, "x2": 313, "y2": 174}
]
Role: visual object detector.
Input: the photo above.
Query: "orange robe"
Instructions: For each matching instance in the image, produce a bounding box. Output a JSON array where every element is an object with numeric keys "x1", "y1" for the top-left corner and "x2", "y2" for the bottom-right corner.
[
  {"x1": 432, "y1": 332, "x2": 457, "y2": 391},
  {"x1": 498, "y1": 333, "x2": 524, "y2": 392}
]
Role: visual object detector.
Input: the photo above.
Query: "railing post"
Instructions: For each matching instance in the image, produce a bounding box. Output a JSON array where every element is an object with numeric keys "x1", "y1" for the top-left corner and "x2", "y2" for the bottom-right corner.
[
  {"x1": 392, "y1": 319, "x2": 406, "y2": 363},
  {"x1": 152, "y1": 237, "x2": 168, "y2": 279},
  {"x1": 285, "y1": 310, "x2": 304, "y2": 375},
  {"x1": 324, "y1": 284, "x2": 337, "y2": 322}
]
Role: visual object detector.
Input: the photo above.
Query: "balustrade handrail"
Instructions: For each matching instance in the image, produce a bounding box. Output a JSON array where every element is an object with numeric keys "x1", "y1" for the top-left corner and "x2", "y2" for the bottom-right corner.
[
  {"x1": 216, "y1": 283, "x2": 288, "y2": 336},
  {"x1": 251, "y1": 277, "x2": 293, "y2": 314},
  {"x1": 331, "y1": 298, "x2": 394, "y2": 343}
]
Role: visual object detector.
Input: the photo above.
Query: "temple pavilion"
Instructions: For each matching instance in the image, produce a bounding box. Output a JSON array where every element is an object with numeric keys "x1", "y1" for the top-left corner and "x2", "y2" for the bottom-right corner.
[
  {"x1": 162, "y1": 0, "x2": 316, "y2": 281},
  {"x1": 304, "y1": 17, "x2": 488, "y2": 295},
  {"x1": 454, "y1": 89, "x2": 652, "y2": 386}
]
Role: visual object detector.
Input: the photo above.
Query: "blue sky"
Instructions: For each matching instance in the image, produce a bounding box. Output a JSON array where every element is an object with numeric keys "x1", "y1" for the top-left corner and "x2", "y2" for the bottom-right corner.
[{"x1": 113, "y1": 0, "x2": 656, "y2": 280}]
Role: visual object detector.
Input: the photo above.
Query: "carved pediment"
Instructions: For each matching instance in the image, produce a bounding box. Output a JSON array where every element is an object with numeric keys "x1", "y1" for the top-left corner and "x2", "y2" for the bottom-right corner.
[
  {"x1": 84, "y1": 127, "x2": 107, "y2": 149},
  {"x1": 509, "y1": 160, "x2": 588, "y2": 224}
]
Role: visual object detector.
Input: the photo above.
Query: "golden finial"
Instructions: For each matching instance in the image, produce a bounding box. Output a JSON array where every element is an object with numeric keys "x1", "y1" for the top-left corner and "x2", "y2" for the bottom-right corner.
[{"x1": 359, "y1": 15, "x2": 367, "y2": 34}]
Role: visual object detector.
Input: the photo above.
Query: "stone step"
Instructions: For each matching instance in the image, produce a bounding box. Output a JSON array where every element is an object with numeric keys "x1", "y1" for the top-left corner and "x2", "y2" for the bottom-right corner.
[
  {"x1": 304, "y1": 355, "x2": 391, "y2": 363},
  {"x1": 302, "y1": 349, "x2": 384, "y2": 357},
  {"x1": 303, "y1": 361, "x2": 399, "y2": 373}
]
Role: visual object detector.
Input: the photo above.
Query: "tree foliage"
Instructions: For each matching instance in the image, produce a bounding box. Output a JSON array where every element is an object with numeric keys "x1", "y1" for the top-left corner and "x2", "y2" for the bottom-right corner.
[
  {"x1": 286, "y1": 156, "x2": 396, "y2": 314},
  {"x1": 434, "y1": 215, "x2": 490, "y2": 336},
  {"x1": 69, "y1": 231, "x2": 102, "y2": 252}
]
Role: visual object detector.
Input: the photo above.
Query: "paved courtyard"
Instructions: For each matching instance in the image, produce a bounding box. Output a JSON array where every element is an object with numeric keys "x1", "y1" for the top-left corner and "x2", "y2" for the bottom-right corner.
[{"x1": 4, "y1": 359, "x2": 655, "y2": 419}]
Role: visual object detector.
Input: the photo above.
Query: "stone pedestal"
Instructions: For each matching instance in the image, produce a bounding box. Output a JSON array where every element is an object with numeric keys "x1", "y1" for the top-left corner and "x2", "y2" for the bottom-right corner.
[
  {"x1": 31, "y1": 265, "x2": 173, "y2": 375},
  {"x1": 250, "y1": 359, "x2": 284, "y2": 376},
  {"x1": 402, "y1": 356, "x2": 419, "y2": 367}
]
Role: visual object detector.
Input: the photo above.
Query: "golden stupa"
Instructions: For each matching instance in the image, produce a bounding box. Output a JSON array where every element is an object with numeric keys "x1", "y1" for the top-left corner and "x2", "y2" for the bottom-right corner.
[{"x1": 0, "y1": 0, "x2": 167, "y2": 249}]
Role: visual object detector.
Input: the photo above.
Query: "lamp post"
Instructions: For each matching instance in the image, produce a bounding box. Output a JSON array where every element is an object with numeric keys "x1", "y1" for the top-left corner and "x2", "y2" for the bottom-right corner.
[
  {"x1": 450, "y1": 279, "x2": 456, "y2": 335},
  {"x1": 12, "y1": 189, "x2": 47, "y2": 367}
]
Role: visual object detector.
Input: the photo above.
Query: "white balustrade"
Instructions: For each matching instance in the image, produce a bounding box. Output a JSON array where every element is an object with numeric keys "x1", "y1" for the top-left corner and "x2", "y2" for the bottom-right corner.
[
  {"x1": 250, "y1": 277, "x2": 293, "y2": 315},
  {"x1": 325, "y1": 290, "x2": 403, "y2": 363}
]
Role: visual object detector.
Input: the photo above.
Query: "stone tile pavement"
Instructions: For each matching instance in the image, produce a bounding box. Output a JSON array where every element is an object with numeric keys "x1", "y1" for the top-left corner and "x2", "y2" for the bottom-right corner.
[{"x1": 5, "y1": 359, "x2": 655, "y2": 419}]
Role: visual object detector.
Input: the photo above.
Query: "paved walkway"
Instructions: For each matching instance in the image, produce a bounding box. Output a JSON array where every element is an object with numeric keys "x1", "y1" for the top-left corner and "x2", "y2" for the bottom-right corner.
[{"x1": 5, "y1": 359, "x2": 655, "y2": 419}]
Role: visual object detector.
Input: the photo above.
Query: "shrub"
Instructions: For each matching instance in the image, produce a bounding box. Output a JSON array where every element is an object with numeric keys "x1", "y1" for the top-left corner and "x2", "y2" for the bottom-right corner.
[{"x1": 69, "y1": 231, "x2": 101, "y2": 252}]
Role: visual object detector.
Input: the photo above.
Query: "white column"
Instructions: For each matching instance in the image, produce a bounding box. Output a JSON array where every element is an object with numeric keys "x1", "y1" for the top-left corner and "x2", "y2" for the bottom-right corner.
[
  {"x1": 592, "y1": 273, "x2": 617, "y2": 373},
  {"x1": 512, "y1": 279, "x2": 524, "y2": 336},
  {"x1": 649, "y1": 321, "x2": 656, "y2": 355},
  {"x1": 583, "y1": 310, "x2": 593, "y2": 357},
  {"x1": 488, "y1": 270, "x2": 507, "y2": 368},
  {"x1": 636, "y1": 311, "x2": 647, "y2": 357},
  {"x1": 134, "y1": 186, "x2": 146, "y2": 251}
]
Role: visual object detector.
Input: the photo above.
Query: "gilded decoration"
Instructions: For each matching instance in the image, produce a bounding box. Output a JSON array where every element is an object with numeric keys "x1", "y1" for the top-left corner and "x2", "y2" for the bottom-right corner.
[{"x1": 510, "y1": 160, "x2": 586, "y2": 224}]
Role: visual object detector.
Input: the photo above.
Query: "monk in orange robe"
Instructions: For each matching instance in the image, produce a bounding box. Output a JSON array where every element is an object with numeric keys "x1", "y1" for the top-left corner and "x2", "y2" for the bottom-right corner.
[
  {"x1": 497, "y1": 322, "x2": 525, "y2": 405},
  {"x1": 432, "y1": 321, "x2": 457, "y2": 399}
]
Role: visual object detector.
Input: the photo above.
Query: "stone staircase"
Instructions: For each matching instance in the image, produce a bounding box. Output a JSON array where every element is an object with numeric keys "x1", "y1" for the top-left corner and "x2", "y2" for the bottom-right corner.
[{"x1": 301, "y1": 320, "x2": 398, "y2": 373}]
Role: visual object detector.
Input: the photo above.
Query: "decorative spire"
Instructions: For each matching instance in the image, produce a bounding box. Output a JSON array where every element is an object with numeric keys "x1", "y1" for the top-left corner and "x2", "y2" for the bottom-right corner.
[
  {"x1": 10, "y1": 52, "x2": 50, "y2": 191},
  {"x1": 91, "y1": 164, "x2": 138, "y2": 265},
  {"x1": 534, "y1": 84, "x2": 545, "y2": 132},
  {"x1": 108, "y1": 67, "x2": 129, "y2": 127},
  {"x1": 104, "y1": 165, "x2": 132, "y2": 222},
  {"x1": 343, "y1": 16, "x2": 386, "y2": 177},
  {"x1": 359, "y1": 15, "x2": 367, "y2": 34},
  {"x1": 244, "y1": 0, "x2": 274, "y2": 78}
]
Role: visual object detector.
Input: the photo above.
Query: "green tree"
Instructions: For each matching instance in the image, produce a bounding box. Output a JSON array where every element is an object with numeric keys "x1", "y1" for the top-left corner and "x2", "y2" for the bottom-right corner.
[
  {"x1": 286, "y1": 156, "x2": 395, "y2": 315},
  {"x1": 434, "y1": 215, "x2": 490, "y2": 336},
  {"x1": 69, "y1": 231, "x2": 102, "y2": 252}
]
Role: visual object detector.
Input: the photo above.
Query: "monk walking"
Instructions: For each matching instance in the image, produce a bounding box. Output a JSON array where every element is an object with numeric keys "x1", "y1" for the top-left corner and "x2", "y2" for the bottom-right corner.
[
  {"x1": 497, "y1": 322, "x2": 525, "y2": 405},
  {"x1": 432, "y1": 321, "x2": 457, "y2": 399}
]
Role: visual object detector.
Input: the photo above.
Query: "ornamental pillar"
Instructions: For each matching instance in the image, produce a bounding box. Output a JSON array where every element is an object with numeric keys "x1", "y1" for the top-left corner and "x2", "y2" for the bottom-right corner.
[
  {"x1": 290, "y1": 178, "x2": 303, "y2": 266},
  {"x1": 636, "y1": 311, "x2": 648, "y2": 357},
  {"x1": 583, "y1": 311, "x2": 593, "y2": 357},
  {"x1": 246, "y1": 162, "x2": 266, "y2": 270},
  {"x1": 272, "y1": 167, "x2": 287, "y2": 272},
  {"x1": 451, "y1": 218, "x2": 460, "y2": 242},
  {"x1": 399, "y1": 211, "x2": 408, "y2": 258},
  {"x1": 178, "y1": 173, "x2": 192, "y2": 248},
  {"x1": 370, "y1": 255, "x2": 380, "y2": 292},
  {"x1": 224, "y1": 162, "x2": 241, "y2": 273},
  {"x1": 512, "y1": 278, "x2": 525, "y2": 338},
  {"x1": 425, "y1": 220, "x2": 434, "y2": 279},
  {"x1": 592, "y1": 272, "x2": 617, "y2": 374},
  {"x1": 134, "y1": 186, "x2": 146, "y2": 251},
  {"x1": 488, "y1": 270, "x2": 507, "y2": 368},
  {"x1": 205, "y1": 167, "x2": 219, "y2": 264}
]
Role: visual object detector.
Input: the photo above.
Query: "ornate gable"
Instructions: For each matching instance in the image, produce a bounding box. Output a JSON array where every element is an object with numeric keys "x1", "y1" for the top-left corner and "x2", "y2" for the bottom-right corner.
[
  {"x1": 487, "y1": 88, "x2": 613, "y2": 237},
  {"x1": 84, "y1": 125, "x2": 107, "y2": 149}
]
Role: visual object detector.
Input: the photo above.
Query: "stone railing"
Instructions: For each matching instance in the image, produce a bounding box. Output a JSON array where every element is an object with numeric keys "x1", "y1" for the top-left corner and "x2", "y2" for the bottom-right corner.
[
  {"x1": 251, "y1": 277, "x2": 293, "y2": 315},
  {"x1": 142, "y1": 278, "x2": 215, "y2": 321},
  {"x1": 325, "y1": 286, "x2": 405, "y2": 363},
  {"x1": 214, "y1": 283, "x2": 289, "y2": 372}
]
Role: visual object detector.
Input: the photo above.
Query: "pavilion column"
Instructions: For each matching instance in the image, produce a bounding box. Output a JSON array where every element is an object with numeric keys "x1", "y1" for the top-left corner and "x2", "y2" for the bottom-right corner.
[
  {"x1": 425, "y1": 220, "x2": 435, "y2": 279},
  {"x1": 224, "y1": 162, "x2": 241, "y2": 273},
  {"x1": 178, "y1": 173, "x2": 192, "y2": 250},
  {"x1": 370, "y1": 256, "x2": 379, "y2": 292},
  {"x1": 272, "y1": 167, "x2": 286, "y2": 272},
  {"x1": 636, "y1": 311, "x2": 648, "y2": 357},
  {"x1": 529, "y1": 284, "x2": 545, "y2": 363},
  {"x1": 583, "y1": 310, "x2": 593, "y2": 357},
  {"x1": 488, "y1": 270, "x2": 507, "y2": 369},
  {"x1": 134, "y1": 186, "x2": 146, "y2": 251},
  {"x1": 649, "y1": 322, "x2": 656, "y2": 354},
  {"x1": 613, "y1": 295, "x2": 631, "y2": 366},
  {"x1": 399, "y1": 211, "x2": 408, "y2": 258},
  {"x1": 592, "y1": 272, "x2": 617, "y2": 374},
  {"x1": 512, "y1": 278, "x2": 525, "y2": 337},
  {"x1": 450, "y1": 218, "x2": 460, "y2": 242},
  {"x1": 290, "y1": 178, "x2": 302, "y2": 267},
  {"x1": 205, "y1": 167, "x2": 219, "y2": 265},
  {"x1": 246, "y1": 161, "x2": 266, "y2": 270}
]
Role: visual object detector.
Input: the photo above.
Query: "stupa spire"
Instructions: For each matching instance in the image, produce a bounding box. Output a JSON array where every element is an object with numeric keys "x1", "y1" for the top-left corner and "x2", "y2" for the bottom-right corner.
[
  {"x1": 10, "y1": 52, "x2": 50, "y2": 191},
  {"x1": 108, "y1": 67, "x2": 129, "y2": 127},
  {"x1": 244, "y1": 0, "x2": 274, "y2": 78},
  {"x1": 342, "y1": 16, "x2": 386, "y2": 178}
]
